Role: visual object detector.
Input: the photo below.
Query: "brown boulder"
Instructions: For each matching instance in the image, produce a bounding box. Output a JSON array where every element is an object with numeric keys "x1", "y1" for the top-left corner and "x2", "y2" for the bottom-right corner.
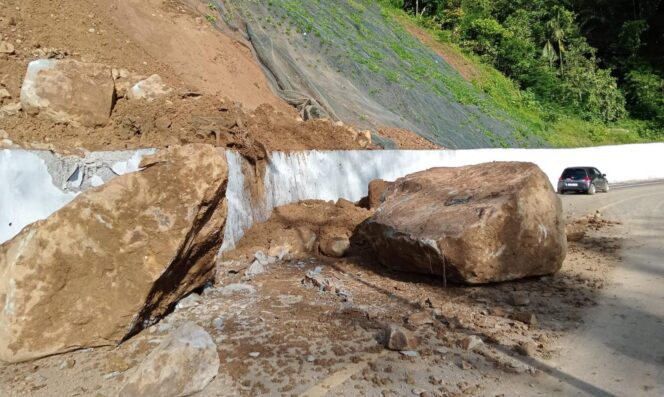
[
  {"x1": 366, "y1": 179, "x2": 393, "y2": 209},
  {"x1": 319, "y1": 235, "x2": 350, "y2": 258},
  {"x1": 0, "y1": 144, "x2": 228, "y2": 362},
  {"x1": 20, "y1": 60, "x2": 116, "y2": 126},
  {"x1": 360, "y1": 162, "x2": 566, "y2": 284}
]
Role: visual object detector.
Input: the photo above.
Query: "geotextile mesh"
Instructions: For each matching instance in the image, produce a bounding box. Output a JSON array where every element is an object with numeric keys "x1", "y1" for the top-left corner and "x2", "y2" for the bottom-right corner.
[{"x1": 208, "y1": 0, "x2": 539, "y2": 149}]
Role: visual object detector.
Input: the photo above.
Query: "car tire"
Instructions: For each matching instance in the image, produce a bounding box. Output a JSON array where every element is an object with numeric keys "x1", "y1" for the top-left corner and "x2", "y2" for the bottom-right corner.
[
  {"x1": 603, "y1": 184, "x2": 610, "y2": 193},
  {"x1": 587, "y1": 184, "x2": 596, "y2": 195},
  {"x1": 558, "y1": 190, "x2": 565, "y2": 195}
]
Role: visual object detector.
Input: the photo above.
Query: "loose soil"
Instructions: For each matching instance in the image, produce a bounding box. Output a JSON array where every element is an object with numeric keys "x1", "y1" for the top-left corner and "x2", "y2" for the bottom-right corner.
[
  {"x1": 0, "y1": 206, "x2": 622, "y2": 396},
  {"x1": 0, "y1": 0, "x2": 433, "y2": 153}
]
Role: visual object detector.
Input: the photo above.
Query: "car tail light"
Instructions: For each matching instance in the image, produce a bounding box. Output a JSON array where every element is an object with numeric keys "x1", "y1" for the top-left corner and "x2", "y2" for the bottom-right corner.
[
  {"x1": 583, "y1": 176, "x2": 590, "y2": 182},
  {"x1": 559, "y1": 176, "x2": 563, "y2": 181}
]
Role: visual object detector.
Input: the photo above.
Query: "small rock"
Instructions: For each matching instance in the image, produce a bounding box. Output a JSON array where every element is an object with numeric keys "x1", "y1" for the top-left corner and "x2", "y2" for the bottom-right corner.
[
  {"x1": 517, "y1": 342, "x2": 538, "y2": 357},
  {"x1": 0, "y1": 88, "x2": 10, "y2": 100},
  {"x1": 248, "y1": 352, "x2": 260, "y2": 358},
  {"x1": 319, "y1": 235, "x2": 350, "y2": 258},
  {"x1": 510, "y1": 292, "x2": 530, "y2": 306},
  {"x1": 400, "y1": 350, "x2": 418, "y2": 357},
  {"x1": 385, "y1": 324, "x2": 418, "y2": 351},
  {"x1": 460, "y1": 335, "x2": 483, "y2": 351},
  {"x1": 513, "y1": 312, "x2": 538, "y2": 325},
  {"x1": 489, "y1": 307, "x2": 506, "y2": 317},
  {"x1": 305, "y1": 355, "x2": 315, "y2": 362},
  {"x1": 435, "y1": 347, "x2": 448, "y2": 355},
  {"x1": 0, "y1": 102, "x2": 21, "y2": 116},
  {"x1": 155, "y1": 116, "x2": 172, "y2": 130},
  {"x1": 212, "y1": 317, "x2": 224, "y2": 331},
  {"x1": 460, "y1": 360, "x2": 472, "y2": 370},
  {"x1": 245, "y1": 260, "x2": 266, "y2": 277},
  {"x1": 175, "y1": 293, "x2": 201, "y2": 310},
  {"x1": 407, "y1": 311, "x2": 434, "y2": 327},
  {"x1": 267, "y1": 244, "x2": 291, "y2": 260},
  {"x1": 128, "y1": 74, "x2": 172, "y2": 101},
  {"x1": 254, "y1": 251, "x2": 276, "y2": 266},
  {"x1": 218, "y1": 283, "x2": 256, "y2": 296},
  {"x1": 59, "y1": 358, "x2": 76, "y2": 369},
  {"x1": 120, "y1": 322, "x2": 219, "y2": 397},
  {"x1": 0, "y1": 41, "x2": 15, "y2": 55},
  {"x1": 355, "y1": 130, "x2": 372, "y2": 148}
]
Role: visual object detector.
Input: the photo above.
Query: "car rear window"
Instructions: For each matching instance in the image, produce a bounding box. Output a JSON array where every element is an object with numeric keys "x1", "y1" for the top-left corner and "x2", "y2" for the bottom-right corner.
[{"x1": 562, "y1": 168, "x2": 587, "y2": 179}]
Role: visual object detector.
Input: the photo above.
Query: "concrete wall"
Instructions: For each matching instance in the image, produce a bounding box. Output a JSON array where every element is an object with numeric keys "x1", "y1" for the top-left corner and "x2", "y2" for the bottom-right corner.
[
  {"x1": 3, "y1": 143, "x2": 663, "y2": 247},
  {"x1": 0, "y1": 148, "x2": 154, "y2": 243},
  {"x1": 224, "y1": 143, "x2": 664, "y2": 251}
]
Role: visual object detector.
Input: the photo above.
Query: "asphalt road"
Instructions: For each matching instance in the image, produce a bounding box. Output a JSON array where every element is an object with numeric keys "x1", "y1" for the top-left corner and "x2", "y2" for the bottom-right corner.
[{"x1": 523, "y1": 182, "x2": 664, "y2": 396}]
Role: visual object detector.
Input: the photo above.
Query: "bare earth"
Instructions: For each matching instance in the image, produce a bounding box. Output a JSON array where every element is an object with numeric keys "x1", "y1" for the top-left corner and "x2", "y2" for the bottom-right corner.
[{"x1": 2, "y1": 184, "x2": 661, "y2": 396}]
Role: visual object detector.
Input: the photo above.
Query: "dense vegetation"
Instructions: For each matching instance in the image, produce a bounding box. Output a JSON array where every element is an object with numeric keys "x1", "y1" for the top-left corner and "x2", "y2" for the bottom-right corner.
[{"x1": 386, "y1": 0, "x2": 663, "y2": 142}]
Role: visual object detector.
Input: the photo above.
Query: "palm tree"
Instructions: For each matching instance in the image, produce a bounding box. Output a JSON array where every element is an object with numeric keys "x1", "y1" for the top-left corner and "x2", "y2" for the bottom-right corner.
[
  {"x1": 547, "y1": 9, "x2": 567, "y2": 76},
  {"x1": 543, "y1": 7, "x2": 568, "y2": 77}
]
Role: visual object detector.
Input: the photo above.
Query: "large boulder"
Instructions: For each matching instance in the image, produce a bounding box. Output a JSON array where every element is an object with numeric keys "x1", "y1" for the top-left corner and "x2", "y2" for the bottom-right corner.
[
  {"x1": 20, "y1": 59, "x2": 115, "y2": 126},
  {"x1": 120, "y1": 322, "x2": 220, "y2": 397},
  {"x1": 0, "y1": 144, "x2": 228, "y2": 362},
  {"x1": 360, "y1": 162, "x2": 566, "y2": 284}
]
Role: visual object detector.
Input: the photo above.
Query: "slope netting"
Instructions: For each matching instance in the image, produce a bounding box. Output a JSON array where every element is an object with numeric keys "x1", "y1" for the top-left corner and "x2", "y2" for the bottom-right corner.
[{"x1": 207, "y1": 0, "x2": 541, "y2": 149}]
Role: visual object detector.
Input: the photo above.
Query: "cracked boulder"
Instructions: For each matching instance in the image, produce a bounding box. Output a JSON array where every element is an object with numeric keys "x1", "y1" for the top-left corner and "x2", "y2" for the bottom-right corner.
[
  {"x1": 0, "y1": 144, "x2": 228, "y2": 362},
  {"x1": 359, "y1": 162, "x2": 566, "y2": 284}
]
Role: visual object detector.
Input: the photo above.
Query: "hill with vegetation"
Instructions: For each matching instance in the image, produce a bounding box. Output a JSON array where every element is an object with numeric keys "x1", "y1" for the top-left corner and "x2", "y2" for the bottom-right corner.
[{"x1": 388, "y1": 0, "x2": 663, "y2": 146}]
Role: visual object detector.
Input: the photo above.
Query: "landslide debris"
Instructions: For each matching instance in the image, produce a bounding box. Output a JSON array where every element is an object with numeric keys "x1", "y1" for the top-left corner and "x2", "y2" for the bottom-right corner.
[
  {"x1": 0, "y1": 144, "x2": 228, "y2": 362},
  {"x1": 360, "y1": 162, "x2": 567, "y2": 284}
]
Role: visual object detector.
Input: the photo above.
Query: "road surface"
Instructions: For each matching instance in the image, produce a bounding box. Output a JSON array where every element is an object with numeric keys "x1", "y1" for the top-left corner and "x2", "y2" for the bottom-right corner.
[{"x1": 517, "y1": 182, "x2": 664, "y2": 396}]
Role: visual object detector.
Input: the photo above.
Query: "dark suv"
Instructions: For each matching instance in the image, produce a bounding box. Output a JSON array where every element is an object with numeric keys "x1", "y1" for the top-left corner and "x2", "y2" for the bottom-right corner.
[{"x1": 557, "y1": 167, "x2": 609, "y2": 195}]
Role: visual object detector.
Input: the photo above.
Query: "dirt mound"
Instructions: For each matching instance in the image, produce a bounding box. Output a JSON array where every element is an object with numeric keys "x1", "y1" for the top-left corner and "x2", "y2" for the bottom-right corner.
[
  {"x1": 0, "y1": 0, "x2": 284, "y2": 111},
  {"x1": 377, "y1": 128, "x2": 442, "y2": 150},
  {"x1": 223, "y1": 199, "x2": 373, "y2": 261},
  {"x1": 2, "y1": 94, "x2": 375, "y2": 153},
  {"x1": 0, "y1": 0, "x2": 437, "y2": 153}
]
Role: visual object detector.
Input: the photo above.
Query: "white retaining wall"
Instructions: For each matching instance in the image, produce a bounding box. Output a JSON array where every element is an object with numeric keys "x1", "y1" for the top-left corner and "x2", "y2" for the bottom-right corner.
[
  {"x1": 0, "y1": 149, "x2": 154, "y2": 244},
  {"x1": 3, "y1": 143, "x2": 663, "y2": 248},
  {"x1": 223, "y1": 143, "x2": 664, "y2": 251}
]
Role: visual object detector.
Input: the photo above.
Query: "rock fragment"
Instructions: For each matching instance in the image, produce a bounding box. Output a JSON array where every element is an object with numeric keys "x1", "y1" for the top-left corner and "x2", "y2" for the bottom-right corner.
[
  {"x1": 385, "y1": 324, "x2": 418, "y2": 351},
  {"x1": 120, "y1": 322, "x2": 219, "y2": 397}
]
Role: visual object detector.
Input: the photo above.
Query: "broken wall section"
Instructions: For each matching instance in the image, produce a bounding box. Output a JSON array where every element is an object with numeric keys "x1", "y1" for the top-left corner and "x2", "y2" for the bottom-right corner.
[{"x1": 0, "y1": 148, "x2": 154, "y2": 243}]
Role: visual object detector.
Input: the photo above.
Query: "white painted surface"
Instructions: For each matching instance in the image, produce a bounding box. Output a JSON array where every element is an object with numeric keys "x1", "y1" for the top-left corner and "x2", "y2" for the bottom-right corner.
[
  {"x1": 0, "y1": 150, "x2": 76, "y2": 243},
  {"x1": 221, "y1": 143, "x2": 664, "y2": 251},
  {"x1": 0, "y1": 149, "x2": 154, "y2": 244}
]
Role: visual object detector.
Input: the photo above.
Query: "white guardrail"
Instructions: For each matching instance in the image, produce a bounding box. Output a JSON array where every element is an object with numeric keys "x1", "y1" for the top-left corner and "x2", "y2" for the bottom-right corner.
[{"x1": 3, "y1": 143, "x2": 664, "y2": 247}]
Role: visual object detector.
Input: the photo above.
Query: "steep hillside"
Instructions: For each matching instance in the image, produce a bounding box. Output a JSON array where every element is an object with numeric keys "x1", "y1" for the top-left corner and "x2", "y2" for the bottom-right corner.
[{"x1": 213, "y1": 0, "x2": 541, "y2": 149}]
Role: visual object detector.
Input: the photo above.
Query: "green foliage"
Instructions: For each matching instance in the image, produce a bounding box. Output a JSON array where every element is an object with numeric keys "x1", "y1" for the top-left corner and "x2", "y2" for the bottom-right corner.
[
  {"x1": 394, "y1": 0, "x2": 638, "y2": 125},
  {"x1": 382, "y1": 0, "x2": 662, "y2": 147},
  {"x1": 623, "y1": 67, "x2": 664, "y2": 130}
]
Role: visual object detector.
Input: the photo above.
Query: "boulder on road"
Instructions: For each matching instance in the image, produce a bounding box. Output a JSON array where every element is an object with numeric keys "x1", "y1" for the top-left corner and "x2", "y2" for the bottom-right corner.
[
  {"x1": 120, "y1": 322, "x2": 219, "y2": 397},
  {"x1": 0, "y1": 144, "x2": 228, "y2": 363},
  {"x1": 20, "y1": 59, "x2": 115, "y2": 126},
  {"x1": 360, "y1": 162, "x2": 566, "y2": 284}
]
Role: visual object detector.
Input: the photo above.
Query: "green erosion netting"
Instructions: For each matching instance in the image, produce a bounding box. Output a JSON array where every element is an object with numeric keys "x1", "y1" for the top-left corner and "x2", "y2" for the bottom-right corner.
[{"x1": 208, "y1": 0, "x2": 542, "y2": 149}]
